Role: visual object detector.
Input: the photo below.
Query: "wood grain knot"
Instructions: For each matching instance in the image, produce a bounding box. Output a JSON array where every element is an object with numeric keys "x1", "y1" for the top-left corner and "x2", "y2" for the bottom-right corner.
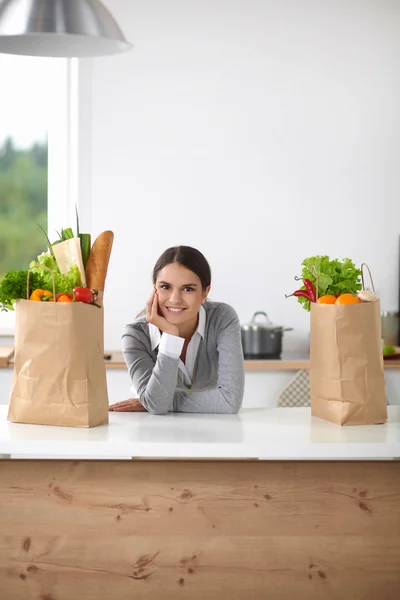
[
  {"x1": 52, "y1": 486, "x2": 73, "y2": 503},
  {"x1": 41, "y1": 595, "x2": 56, "y2": 600},
  {"x1": 264, "y1": 493, "x2": 272, "y2": 500},
  {"x1": 27, "y1": 565, "x2": 39, "y2": 574},
  {"x1": 318, "y1": 570, "x2": 327, "y2": 580},
  {"x1": 178, "y1": 578, "x2": 185, "y2": 586},
  {"x1": 168, "y1": 507, "x2": 173, "y2": 512},
  {"x1": 180, "y1": 554, "x2": 198, "y2": 567},
  {"x1": 22, "y1": 537, "x2": 31, "y2": 552},
  {"x1": 359, "y1": 490, "x2": 368, "y2": 498},
  {"x1": 134, "y1": 551, "x2": 160, "y2": 569},
  {"x1": 179, "y1": 489, "x2": 194, "y2": 502},
  {"x1": 132, "y1": 572, "x2": 152, "y2": 580},
  {"x1": 19, "y1": 574, "x2": 26, "y2": 581},
  {"x1": 188, "y1": 568, "x2": 194, "y2": 574},
  {"x1": 358, "y1": 502, "x2": 372, "y2": 513}
]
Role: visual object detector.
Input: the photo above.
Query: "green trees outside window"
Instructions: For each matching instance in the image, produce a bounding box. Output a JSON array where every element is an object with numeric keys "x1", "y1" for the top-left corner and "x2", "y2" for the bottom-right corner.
[{"x1": 0, "y1": 137, "x2": 48, "y2": 278}]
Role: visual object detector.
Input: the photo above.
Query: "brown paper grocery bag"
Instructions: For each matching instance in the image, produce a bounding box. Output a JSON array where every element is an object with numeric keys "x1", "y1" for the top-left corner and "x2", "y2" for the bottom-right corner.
[
  {"x1": 310, "y1": 269, "x2": 387, "y2": 426},
  {"x1": 8, "y1": 300, "x2": 109, "y2": 428}
]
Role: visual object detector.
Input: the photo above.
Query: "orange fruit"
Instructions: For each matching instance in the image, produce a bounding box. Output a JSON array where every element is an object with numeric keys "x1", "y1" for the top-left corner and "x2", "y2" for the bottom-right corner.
[
  {"x1": 317, "y1": 295, "x2": 337, "y2": 304},
  {"x1": 57, "y1": 294, "x2": 73, "y2": 303},
  {"x1": 335, "y1": 293, "x2": 361, "y2": 305}
]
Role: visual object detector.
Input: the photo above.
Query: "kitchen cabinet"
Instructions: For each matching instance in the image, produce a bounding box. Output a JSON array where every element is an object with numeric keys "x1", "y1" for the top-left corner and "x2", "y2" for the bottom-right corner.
[
  {"x1": 2, "y1": 349, "x2": 400, "y2": 372},
  {"x1": 1, "y1": 351, "x2": 400, "y2": 407},
  {"x1": 103, "y1": 351, "x2": 400, "y2": 371}
]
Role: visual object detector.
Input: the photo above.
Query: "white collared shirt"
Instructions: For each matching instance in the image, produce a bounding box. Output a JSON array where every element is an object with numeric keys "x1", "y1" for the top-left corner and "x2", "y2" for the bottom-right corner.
[{"x1": 148, "y1": 304, "x2": 206, "y2": 387}]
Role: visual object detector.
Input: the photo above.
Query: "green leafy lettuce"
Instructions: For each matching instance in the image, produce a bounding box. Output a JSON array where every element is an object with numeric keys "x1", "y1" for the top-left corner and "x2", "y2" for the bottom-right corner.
[
  {"x1": 0, "y1": 270, "x2": 46, "y2": 311},
  {"x1": 29, "y1": 252, "x2": 81, "y2": 295},
  {"x1": 0, "y1": 253, "x2": 82, "y2": 311},
  {"x1": 297, "y1": 255, "x2": 362, "y2": 311}
]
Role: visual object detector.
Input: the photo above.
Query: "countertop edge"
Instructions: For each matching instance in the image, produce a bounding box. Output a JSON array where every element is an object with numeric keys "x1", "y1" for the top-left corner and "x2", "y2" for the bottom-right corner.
[{"x1": 1, "y1": 407, "x2": 399, "y2": 461}]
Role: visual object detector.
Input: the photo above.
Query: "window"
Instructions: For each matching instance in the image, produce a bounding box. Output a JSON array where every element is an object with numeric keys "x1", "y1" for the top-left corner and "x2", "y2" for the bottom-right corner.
[{"x1": 0, "y1": 55, "x2": 84, "y2": 333}]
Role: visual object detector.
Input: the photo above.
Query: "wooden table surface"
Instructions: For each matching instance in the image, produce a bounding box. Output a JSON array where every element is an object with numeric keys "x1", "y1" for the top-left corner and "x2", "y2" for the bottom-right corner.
[{"x1": 1, "y1": 459, "x2": 399, "y2": 599}]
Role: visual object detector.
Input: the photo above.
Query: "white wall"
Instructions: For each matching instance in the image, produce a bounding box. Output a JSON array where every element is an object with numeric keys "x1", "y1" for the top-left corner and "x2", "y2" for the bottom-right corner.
[{"x1": 84, "y1": 0, "x2": 400, "y2": 352}]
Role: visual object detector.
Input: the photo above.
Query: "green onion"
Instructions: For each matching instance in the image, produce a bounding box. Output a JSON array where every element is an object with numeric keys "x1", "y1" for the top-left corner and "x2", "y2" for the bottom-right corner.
[
  {"x1": 37, "y1": 223, "x2": 57, "y2": 260},
  {"x1": 79, "y1": 233, "x2": 91, "y2": 267},
  {"x1": 76, "y1": 204, "x2": 80, "y2": 236},
  {"x1": 61, "y1": 228, "x2": 74, "y2": 240}
]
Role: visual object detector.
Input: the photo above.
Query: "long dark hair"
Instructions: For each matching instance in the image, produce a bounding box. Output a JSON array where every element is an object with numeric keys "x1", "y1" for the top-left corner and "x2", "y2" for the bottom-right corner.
[{"x1": 152, "y1": 246, "x2": 211, "y2": 291}]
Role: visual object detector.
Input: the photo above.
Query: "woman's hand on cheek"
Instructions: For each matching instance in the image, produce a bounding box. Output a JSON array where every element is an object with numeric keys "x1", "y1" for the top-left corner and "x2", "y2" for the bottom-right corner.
[{"x1": 146, "y1": 289, "x2": 179, "y2": 336}]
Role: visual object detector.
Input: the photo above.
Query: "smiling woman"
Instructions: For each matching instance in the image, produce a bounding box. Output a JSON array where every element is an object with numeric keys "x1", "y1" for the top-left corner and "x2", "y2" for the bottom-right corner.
[{"x1": 109, "y1": 245, "x2": 245, "y2": 414}]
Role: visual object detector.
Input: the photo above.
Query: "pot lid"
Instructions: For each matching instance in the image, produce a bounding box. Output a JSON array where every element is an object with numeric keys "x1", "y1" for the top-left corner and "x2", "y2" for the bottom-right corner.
[{"x1": 241, "y1": 311, "x2": 283, "y2": 331}]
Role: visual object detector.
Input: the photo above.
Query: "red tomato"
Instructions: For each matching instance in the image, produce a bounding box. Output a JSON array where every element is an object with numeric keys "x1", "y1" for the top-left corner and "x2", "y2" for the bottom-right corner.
[{"x1": 73, "y1": 287, "x2": 94, "y2": 304}]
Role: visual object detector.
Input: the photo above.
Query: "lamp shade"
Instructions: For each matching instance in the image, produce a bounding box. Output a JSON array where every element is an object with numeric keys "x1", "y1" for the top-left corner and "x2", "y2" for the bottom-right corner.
[{"x1": 0, "y1": 0, "x2": 132, "y2": 57}]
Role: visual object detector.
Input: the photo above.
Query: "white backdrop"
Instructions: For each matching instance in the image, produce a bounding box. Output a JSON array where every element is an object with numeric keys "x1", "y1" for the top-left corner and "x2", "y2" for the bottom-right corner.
[{"x1": 79, "y1": 0, "x2": 400, "y2": 351}]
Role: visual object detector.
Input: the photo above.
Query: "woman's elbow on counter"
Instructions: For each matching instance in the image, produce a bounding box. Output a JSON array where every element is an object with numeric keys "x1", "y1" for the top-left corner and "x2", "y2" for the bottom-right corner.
[
  {"x1": 229, "y1": 401, "x2": 243, "y2": 414},
  {"x1": 223, "y1": 393, "x2": 244, "y2": 414},
  {"x1": 147, "y1": 406, "x2": 169, "y2": 415},
  {"x1": 139, "y1": 397, "x2": 170, "y2": 415}
]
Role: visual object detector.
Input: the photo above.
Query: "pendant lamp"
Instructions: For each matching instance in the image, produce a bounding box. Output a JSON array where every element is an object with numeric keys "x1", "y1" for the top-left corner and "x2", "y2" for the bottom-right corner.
[{"x1": 0, "y1": 0, "x2": 132, "y2": 57}]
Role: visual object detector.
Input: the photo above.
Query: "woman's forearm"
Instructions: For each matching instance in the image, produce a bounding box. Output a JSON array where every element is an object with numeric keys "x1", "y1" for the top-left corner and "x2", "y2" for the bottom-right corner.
[
  {"x1": 137, "y1": 353, "x2": 180, "y2": 414},
  {"x1": 175, "y1": 386, "x2": 244, "y2": 413},
  {"x1": 122, "y1": 330, "x2": 184, "y2": 414}
]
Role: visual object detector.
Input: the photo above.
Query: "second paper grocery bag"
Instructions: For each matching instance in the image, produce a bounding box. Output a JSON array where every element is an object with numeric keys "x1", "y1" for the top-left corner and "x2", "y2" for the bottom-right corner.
[
  {"x1": 310, "y1": 299, "x2": 387, "y2": 426},
  {"x1": 8, "y1": 299, "x2": 109, "y2": 428}
]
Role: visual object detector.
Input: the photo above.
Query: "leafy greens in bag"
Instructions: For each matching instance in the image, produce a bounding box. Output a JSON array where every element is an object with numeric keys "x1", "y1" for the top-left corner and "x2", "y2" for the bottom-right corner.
[
  {"x1": 0, "y1": 270, "x2": 45, "y2": 311},
  {"x1": 296, "y1": 255, "x2": 362, "y2": 311},
  {"x1": 29, "y1": 253, "x2": 81, "y2": 294}
]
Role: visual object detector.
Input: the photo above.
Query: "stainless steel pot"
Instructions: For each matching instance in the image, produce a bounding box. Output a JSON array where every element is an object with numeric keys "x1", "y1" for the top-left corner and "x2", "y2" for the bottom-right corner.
[{"x1": 241, "y1": 311, "x2": 293, "y2": 359}]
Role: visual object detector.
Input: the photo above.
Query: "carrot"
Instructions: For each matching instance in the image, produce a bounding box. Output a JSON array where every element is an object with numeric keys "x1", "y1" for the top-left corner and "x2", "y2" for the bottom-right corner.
[{"x1": 85, "y1": 230, "x2": 114, "y2": 292}]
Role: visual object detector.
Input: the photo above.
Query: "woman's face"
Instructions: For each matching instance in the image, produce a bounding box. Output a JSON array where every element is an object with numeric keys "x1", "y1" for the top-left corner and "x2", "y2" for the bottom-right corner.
[{"x1": 155, "y1": 262, "x2": 210, "y2": 328}]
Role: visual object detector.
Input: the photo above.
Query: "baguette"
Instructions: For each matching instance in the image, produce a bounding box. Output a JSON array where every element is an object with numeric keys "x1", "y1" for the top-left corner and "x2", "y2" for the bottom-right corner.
[{"x1": 85, "y1": 230, "x2": 114, "y2": 291}]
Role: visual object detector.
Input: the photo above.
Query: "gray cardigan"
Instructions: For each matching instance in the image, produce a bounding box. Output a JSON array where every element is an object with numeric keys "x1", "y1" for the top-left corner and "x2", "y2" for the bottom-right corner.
[{"x1": 121, "y1": 301, "x2": 245, "y2": 414}]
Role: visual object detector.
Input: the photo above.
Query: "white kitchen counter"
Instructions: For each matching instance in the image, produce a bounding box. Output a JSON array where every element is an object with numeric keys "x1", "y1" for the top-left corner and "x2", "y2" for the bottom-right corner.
[{"x1": 0, "y1": 405, "x2": 399, "y2": 460}]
